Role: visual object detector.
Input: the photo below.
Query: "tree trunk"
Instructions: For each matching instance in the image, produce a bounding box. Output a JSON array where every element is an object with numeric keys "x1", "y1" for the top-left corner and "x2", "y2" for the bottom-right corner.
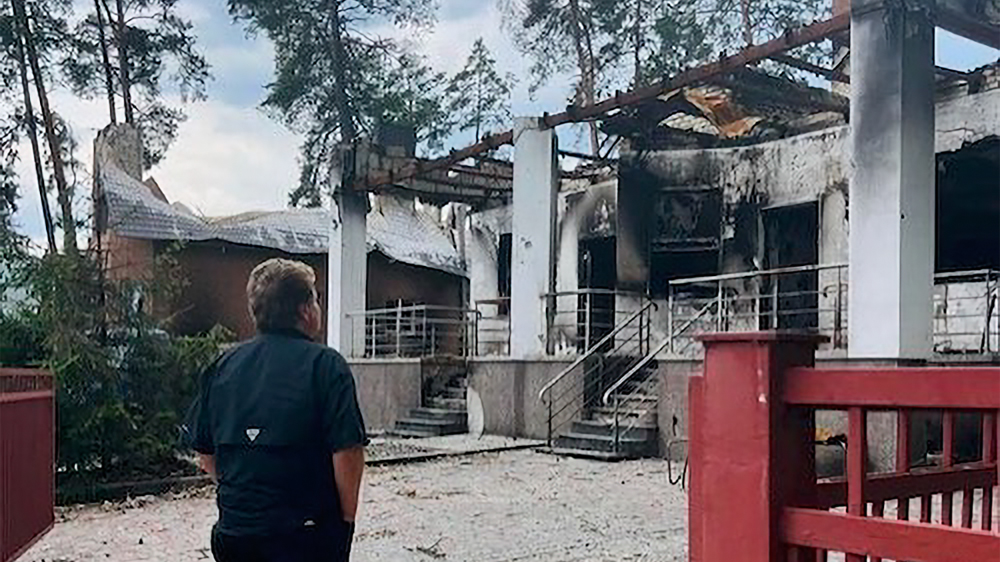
[
  {"x1": 10, "y1": 0, "x2": 55, "y2": 253},
  {"x1": 567, "y1": 0, "x2": 599, "y2": 154},
  {"x1": 329, "y1": 2, "x2": 356, "y2": 142},
  {"x1": 114, "y1": 0, "x2": 134, "y2": 123},
  {"x1": 634, "y1": 0, "x2": 643, "y2": 86},
  {"x1": 95, "y1": 0, "x2": 117, "y2": 124},
  {"x1": 741, "y1": 0, "x2": 754, "y2": 45},
  {"x1": 22, "y1": 7, "x2": 77, "y2": 253}
]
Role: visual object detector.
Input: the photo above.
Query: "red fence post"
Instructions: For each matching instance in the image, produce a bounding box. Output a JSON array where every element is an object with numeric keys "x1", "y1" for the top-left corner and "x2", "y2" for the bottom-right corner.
[{"x1": 692, "y1": 332, "x2": 824, "y2": 562}]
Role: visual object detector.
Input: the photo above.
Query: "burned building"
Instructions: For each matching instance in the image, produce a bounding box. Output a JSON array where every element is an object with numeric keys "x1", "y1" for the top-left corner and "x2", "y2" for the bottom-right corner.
[
  {"x1": 468, "y1": 63, "x2": 1000, "y2": 357},
  {"x1": 92, "y1": 125, "x2": 467, "y2": 347}
]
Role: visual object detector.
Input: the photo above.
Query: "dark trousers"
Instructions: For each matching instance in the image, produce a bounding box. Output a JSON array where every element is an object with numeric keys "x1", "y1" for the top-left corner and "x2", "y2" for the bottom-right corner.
[{"x1": 211, "y1": 522, "x2": 352, "y2": 562}]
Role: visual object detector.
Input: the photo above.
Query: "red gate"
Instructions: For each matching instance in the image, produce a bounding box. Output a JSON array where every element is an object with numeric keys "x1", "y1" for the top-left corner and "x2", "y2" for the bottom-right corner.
[
  {"x1": 0, "y1": 369, "x2": 55, "y2": 562},
  {"x1": 689, "y1": 333, "x2": 999, "y2": 562}
]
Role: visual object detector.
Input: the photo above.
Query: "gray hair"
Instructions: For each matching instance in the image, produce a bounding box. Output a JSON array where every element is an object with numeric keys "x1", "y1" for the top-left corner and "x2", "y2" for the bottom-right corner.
[{"x1": 246, "y1": 258, "x2": 316, "y2": 332}]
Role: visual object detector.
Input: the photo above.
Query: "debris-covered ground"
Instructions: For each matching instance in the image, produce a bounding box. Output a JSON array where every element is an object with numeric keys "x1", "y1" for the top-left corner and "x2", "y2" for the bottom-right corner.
[{"x1": 24, "y1": 449, "x2": 689, "y2": 562}]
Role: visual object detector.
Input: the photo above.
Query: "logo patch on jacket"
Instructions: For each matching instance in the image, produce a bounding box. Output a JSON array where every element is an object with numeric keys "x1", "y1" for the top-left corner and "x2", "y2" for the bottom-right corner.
[{"x1": 246, "y1": 428, "x2": 261, "y2": 442}]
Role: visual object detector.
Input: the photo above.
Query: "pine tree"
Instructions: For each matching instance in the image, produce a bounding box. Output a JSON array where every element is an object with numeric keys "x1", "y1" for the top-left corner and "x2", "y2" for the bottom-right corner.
[
  {"x1": 228, "y1": 0, "x2": 443, "y2": 207},
  {"x1": 502, "y1": 0, "x2": 609, "y2": 154},
  {"x1": 446, "y1": 39, "x2": 514, "y2": 144},
  {"x1": 63, "y1": 0, "x2": 210, "y2": 170}
]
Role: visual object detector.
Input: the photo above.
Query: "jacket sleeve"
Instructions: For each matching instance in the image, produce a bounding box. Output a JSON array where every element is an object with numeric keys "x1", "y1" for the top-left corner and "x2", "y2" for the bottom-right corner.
[{"x1": 317, "y1": 351, "x2": 369, "y2": 452}]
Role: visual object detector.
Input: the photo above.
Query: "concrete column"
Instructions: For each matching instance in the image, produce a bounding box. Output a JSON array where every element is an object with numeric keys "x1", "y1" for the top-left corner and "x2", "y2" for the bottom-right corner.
[
  {"x1": 328, "y1": 188, "x2": 368, "y2": 356},
  {"x1": 510, "y1": 118, "x2": 559, "y2": 358},
  {"x1": 848, "y1": 0, "x2": 935, "y2": 358}
]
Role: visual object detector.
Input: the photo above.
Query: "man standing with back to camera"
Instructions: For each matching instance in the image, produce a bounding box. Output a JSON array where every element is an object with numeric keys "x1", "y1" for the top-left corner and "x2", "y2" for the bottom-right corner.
[{"x1": 188, "y1": 258, "x2": 368, "y2": 561}]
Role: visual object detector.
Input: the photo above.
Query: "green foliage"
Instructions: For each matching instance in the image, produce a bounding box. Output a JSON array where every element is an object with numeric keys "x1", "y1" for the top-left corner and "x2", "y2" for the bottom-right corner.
[
  {"x1": 228, "y1": 0, "x2": 440, "y2": 207},
  {"x1": 446, "y1": 38, "x2": 514, "y2": 143},
  {"x1": 0, "y1": 309, "x2": 45, "y2": 366},
  {"x1": 643, "y1": 0, "x2": 831, "y2": 80},
  {"x1": 62, "y1": 0, "x2": 210, "y2": 169},
  {"x1": 4, "y1": 248, "x2": 231, "y2": 485},
  {"x1": 505, "y1": 0, "x2": 832, "y2": 115},
  {"x1": 364, "y1": 50, "x2": 452, "y2": 155}
]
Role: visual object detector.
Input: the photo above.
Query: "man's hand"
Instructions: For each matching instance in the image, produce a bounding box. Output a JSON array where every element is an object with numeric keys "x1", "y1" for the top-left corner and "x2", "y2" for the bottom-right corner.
[
  {"x1": 197, "y1": 453, "x2": 217, "y2": 483},
  {"x1": 332, "y1": 447, "x2": 365, "y2": 522}
]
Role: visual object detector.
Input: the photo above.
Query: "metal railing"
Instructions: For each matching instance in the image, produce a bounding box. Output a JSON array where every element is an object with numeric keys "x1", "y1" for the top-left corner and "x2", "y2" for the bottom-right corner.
[
  {"x1": 934, "y1": 269, "x2": 999, "y2": 354},
  {"x1": 538, "y1": 299, "x2": 657, "y2": 449},
  {"x1": 346, "y1": 305, "x2": 480, "y2": 358},
  {"x1": 667, "y1": 263, "x2": 849, "y2": 356},
  {"x1": 665, "y1": 264, "x2": 999, "y2": 356},
  {"x1": 543, "y1": 289, "x2": 650, "y2": 355},
  {"x1": 474, "y1": 297, "x2": 511, "y2": 356}
]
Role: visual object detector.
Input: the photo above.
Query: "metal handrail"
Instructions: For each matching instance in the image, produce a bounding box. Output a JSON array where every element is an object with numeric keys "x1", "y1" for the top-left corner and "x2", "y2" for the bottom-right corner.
[
  {"x1": 602, "y1": 298, "x2": 717, "y2": 406},
  {"x1": 668, "y1": 262, "x2": 848, "y2": 287},
  {"x1": 544, "y1": 289, "x2": 645, "y2": 298},
  {"x1": 347, "y1": 304, "x2": 482, "y2": 317},
  {"x1": 537, "y1": 300, "x2": 657, "y2": 403}
]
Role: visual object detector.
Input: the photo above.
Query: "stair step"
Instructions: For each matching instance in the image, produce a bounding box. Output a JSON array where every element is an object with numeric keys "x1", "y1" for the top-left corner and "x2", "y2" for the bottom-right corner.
[
  {"x1": 390, "y1": 427, "x2": 443, "y2": 439},
  {"x1": 536, "y1": 446, "x2": 632, "y2": 462},
  {"x1": 570, "y1": 419, "x2": 657, "y2": 441},
  {"x1": 590, "y1": 406, "x2": 657, "y2": 424},
  {"x1": 408, "y1": 408, "x2": 468, "y2": 424},
  {"x1": 440, "y1": 387, "x2": 467, "y2": 400},
  {"x1": 427, "y1": 397, "x2": 467, "y2": 410},
  {"x1": 553, "y1": 431, "x2": 658, "y2": 458},
  {"x1": 394, "y1": 415, "x2": 467, "y2": 435}
]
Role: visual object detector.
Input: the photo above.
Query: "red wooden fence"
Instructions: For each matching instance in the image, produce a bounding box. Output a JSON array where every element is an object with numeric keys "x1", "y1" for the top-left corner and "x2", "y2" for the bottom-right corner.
[
  {"x1": 689, "y1": 333, "x2": 999, "y2": 562},
  {"x1": 0, "y1": 369, "x2": 55, "y2": 562}
]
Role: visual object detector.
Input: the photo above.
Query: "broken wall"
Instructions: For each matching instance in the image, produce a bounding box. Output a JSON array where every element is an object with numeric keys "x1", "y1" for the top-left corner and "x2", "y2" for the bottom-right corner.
[{"x1": 628, "y1": 84, "x2": 1000, "y2": 355}]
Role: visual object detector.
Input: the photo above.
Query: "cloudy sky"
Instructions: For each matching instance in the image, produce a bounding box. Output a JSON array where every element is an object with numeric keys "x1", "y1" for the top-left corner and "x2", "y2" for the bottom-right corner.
[{"x1": 9, "y1": 0, "x2": 999, "y2": 250}]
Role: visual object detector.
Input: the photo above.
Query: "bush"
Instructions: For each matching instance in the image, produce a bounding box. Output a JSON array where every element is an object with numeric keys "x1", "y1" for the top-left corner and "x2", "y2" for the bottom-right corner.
[
  {"x1": 0, "y1": 310, "x2": 45, "y2": 367},
  {"x1": 6, "y1": 249, "x2": 232, "y2": 486}
]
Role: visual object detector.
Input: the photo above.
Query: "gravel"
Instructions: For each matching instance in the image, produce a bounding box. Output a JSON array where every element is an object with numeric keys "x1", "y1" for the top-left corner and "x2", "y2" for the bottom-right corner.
[{"x1": 23, "y1": 449, "x2": 689, "y2": 562}]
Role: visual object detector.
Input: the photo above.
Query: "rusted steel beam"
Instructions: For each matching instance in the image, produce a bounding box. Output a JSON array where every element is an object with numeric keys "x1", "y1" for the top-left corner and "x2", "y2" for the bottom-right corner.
[
  {"x1": 540, "y1": 13, "x2": 850, "y2": 130},
  {"x1": 361, "y1": 13, "x2": 850, "y2": 190},
  {"x1": 935, "y1": 9, "x2": 1000, "y2": 50}
]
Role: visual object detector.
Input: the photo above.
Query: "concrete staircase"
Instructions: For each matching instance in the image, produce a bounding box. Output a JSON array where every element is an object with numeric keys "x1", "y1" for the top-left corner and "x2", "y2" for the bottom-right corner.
[
  {"x1": 392, "y1": 373, "x2": 468, "y2": 438},
  {"x1": 548, "y1": 361, "x2": 659, "y2": 460}
]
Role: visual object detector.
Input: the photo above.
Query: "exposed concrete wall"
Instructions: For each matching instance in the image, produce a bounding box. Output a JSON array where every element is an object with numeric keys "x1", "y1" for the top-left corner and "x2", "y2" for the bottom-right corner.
[
  {"x1": 656, "y1": 360, "x2": 699, "y2": 460},
  {"x1": 349, "y1": 358, "x2": 422, "y2": 432},
  {"x1": 468, "y1": 358, "x2": 576, "y2": 439}
]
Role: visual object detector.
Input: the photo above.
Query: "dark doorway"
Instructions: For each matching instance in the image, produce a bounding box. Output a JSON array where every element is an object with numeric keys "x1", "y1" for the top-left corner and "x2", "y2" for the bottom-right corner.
[
  {"x1": 936, "y1": 137, "x2": 1000, "y2": 273},
  {"x1": 578, "y1": 236, "x2": 617, "y2": 351},
  {"x1": 762, "y1": 203, "x2": 819, "y2": 330},
  {"x1": 497, "y1": 233, "x2": 512, "y2": 316}
]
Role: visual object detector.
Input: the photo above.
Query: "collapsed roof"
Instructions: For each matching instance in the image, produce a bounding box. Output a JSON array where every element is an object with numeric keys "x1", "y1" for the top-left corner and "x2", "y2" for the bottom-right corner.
[
  {"x1": 93, "y1": 125, "x2": 466, "y2": 277},
  {"x1": 601, "y1": 67, "x2": 850, "y2": 150}
]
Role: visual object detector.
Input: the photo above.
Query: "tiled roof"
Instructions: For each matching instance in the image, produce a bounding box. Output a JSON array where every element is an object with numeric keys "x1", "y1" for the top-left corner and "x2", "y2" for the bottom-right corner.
[{"x1": 97, "y1": 136, "x2": 465, "y2": 277}]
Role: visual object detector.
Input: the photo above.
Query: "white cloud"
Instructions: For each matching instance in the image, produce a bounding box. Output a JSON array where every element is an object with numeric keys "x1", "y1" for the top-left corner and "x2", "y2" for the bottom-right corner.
[
  {"x1": 149, "y1": 100, "x2": 300, "y2": 216},
  {"x1": 11, "y1": 94, "x2": 300, "y2": 244},
  {"x1": 10, "y1": 2, "x2": 596, "y2": 247}
]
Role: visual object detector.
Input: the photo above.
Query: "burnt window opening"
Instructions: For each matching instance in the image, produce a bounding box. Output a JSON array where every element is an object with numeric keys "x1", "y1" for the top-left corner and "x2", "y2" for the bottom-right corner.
[
  {"x1": 761, "y1": 203, "x2": 819, "y2": 331},
  {"x1": 648, "y1": 188, "x2": 724, "y2": 298},
  {"x1": 649, "y1": 250, "x2": 720, "y2": 298},
  {"x1": 497, "y1": 233, "x2": 512, "y2": 316},
  {"x1": 936, "y1": 137, "x2": 1000, "y2": 273}
]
